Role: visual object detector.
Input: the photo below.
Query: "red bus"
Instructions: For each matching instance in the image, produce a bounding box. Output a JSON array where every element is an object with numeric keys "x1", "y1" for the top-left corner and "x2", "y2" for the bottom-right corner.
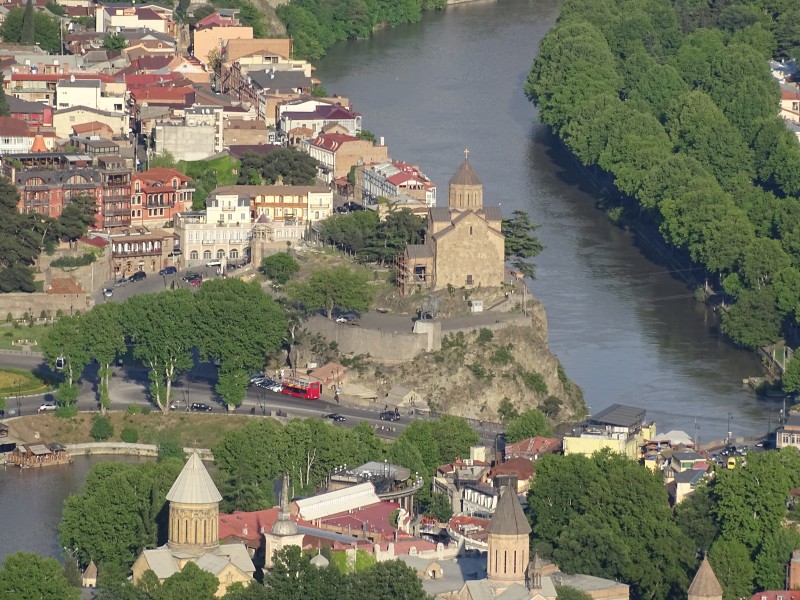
[{"x1": 281, "y1": 377, "x2": 322, "y2": 400}]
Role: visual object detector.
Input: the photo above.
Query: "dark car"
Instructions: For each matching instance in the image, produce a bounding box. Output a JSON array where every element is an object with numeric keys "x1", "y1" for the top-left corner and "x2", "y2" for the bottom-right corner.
[
  {"x1": 325, "y1": 413, "x2": 346, "y2": 422},
  {"x1": 380, "y1": 410, "x2": 400, "y2": 421},
  {"x1": 129, "y1": 271, "x2": 147, "y2": 282},
  {"x1": 182, "y1": 272, "x2": 201, "y2": 282},
  {"x1": 158, "y1": 266, "x2": 177, "y2": 276},
  {"x1": 190, "y1": 403, "x2": 212, "y2": 412}
]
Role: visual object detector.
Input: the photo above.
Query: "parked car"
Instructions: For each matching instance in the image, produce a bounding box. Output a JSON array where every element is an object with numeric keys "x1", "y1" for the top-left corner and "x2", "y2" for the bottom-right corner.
[
  {"x1": 325, "y1": 413, "x2": 346, "y2": 422},
  {"x1": 102, "y1": 288, "x2": 113, "y2": 297},
  {"x1": 158, "y1": 266, "x2": 177, "y2": 276},
  {"x1": 129, "y1": 271, "x2": 147, "y2": 282},
  {"x1": 190, "y1": 403, "x2": 213, "y2": 412},
  {"x1": 38, "y1": 402, "x2": 57, "y2": 412},
  {"x1": 249, "y1": 373, "x2": 266, "y2": 383},
  {"x1": 114, "y1": 278, "x2": 129, "y2": 287},
  {"x1": 182, "y1": 272, "x2": 201, "y2": 282},
  {"x1": 380, "y1": 410, "x2": 400, "y2": 421},
  {"x1": 335, "y1": 313, "x2": 359, "y2": 324},
  {"x1": 206, "y1": 259, "x2": 222, "y2": 267},
  {"x1": 189, "y1": 278, "x2": 203, "y2": 287}
]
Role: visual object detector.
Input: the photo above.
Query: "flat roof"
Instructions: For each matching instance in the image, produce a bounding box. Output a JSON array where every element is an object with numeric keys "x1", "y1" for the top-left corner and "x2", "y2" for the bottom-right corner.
[{"x1": 589, "y1": 404, "x2": 646, "y2": 428}]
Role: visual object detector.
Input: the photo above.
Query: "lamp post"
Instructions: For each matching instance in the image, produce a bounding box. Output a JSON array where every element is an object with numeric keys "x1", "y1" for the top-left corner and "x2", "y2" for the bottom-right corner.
[
  {"x1": 17, "y1": 381, "x2": 21, "y2": 416},
  {"x1": 727, "y1": 412, "x2": 733, "y2": 445}
]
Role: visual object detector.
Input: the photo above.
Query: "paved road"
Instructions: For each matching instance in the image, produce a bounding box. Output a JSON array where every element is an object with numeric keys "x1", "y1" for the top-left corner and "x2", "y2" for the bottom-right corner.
[{"x1": 0, "y1": 354, "x2": 500, "y2": 445}]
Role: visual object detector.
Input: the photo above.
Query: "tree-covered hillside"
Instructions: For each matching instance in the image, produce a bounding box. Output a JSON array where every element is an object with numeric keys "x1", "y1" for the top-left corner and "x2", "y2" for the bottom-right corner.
[{"x1": 525, "y1": 0, "x2": 800, "y2": 352}]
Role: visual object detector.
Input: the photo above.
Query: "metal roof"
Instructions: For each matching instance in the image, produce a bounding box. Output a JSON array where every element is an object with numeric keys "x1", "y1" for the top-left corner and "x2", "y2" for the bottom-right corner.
[
  {"x1": 166, "y1": 452, "x2": 223, "y2": 505},
  {"x1": 485, "y1": 486, "x2": 531, "y2": 536},
  {"x1": 589, "y1": 404, "x2": 646, "y2": 428},
  {"x1": 295, "y1": 481, "x2": 379, "y2": 521}
]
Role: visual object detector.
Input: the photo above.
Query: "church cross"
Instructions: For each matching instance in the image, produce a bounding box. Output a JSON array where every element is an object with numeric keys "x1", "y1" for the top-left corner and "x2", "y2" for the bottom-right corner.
[{"x1": 464, "y1": 148, "x2": 469, "y2": 160}]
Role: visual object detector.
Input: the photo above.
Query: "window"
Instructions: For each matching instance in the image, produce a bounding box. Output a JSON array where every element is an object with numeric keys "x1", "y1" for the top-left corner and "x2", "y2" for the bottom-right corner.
[
  {"x1": 203, "y1": 250, "x2": 212, "y2": 259},
  {"x1": 230, "y1": 249, "x2": 238, "y2": 259},
  {"x1": 466, "y1": 275, "x2": 473, "y2": 285},
  {"x1": 217, "y1": 249, "x2": 225, "y2": 259},
  {"x1": 190, "y1": 251, "x2": 198, "y2": 260},
  {"x1": 135, "y1": 181, "x2": 140, "y2": 192},
  {"x1": 469, "y1": 225, "x2": 473, "y2": 235}
]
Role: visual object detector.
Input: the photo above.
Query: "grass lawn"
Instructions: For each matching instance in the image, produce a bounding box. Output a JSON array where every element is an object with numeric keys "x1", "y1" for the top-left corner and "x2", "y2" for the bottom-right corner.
[
  {"x1": 0, "y1": 323, "x2": 52, "y2": 350},
  {"x1": 0, "y1": 368, "x2": 54, "y2": 397},
  {"x1": 6, "y1": 411, "x2": 256, "y2": 447}
]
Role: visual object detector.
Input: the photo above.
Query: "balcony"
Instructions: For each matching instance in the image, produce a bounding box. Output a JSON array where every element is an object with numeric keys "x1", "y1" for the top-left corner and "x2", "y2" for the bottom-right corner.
[{"x1": 105, "y1": 206, "x2": 130, "y2": 216}]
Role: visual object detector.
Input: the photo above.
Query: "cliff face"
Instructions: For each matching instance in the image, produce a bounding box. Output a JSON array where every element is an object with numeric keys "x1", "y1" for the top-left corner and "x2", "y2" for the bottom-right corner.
[{"x1": 329, "y1": 297, "x2": 585, "y2": 424}]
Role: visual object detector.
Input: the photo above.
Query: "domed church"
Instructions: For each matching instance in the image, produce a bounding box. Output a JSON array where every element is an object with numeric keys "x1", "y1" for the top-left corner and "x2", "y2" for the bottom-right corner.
[{"x1": 132, "y1": 453, "x2": 256, "y2": 597}]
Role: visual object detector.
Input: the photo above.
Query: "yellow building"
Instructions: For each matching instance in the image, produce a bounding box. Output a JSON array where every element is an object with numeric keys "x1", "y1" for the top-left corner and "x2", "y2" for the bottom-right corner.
[
  {"x1": 562, "y1": 404, "x2": 655, "y2": 460},
  {"x1": 131, "y1": 453, "x2": 255, "y2": 597}
]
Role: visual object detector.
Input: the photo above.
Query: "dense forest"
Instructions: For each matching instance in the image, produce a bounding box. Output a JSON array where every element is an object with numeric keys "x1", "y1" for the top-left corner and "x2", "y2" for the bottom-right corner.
[
  {"x1": 277, "y1": 0, "x2": 446, "y2": 60},
  {"x1": 525, "y1": 0, "x2": 800, "y2": 355}
]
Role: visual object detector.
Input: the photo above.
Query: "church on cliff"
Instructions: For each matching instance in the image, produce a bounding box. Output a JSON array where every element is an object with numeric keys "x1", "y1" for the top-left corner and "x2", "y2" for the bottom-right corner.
[{"x1": 398, "y1": 151, "x2": 505, "y2": 296}]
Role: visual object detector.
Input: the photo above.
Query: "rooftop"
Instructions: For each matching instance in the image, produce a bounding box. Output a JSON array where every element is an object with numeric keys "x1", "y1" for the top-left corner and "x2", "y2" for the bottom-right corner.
[
  {"x1": 165, "y1": 452, "x2": 223, "y2": 505},
  {"x1": 589, "y1": 403, "x2": 646, "y2": 428}
]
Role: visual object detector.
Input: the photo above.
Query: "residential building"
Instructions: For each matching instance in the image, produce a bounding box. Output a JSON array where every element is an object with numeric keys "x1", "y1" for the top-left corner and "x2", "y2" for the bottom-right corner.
[
  {"x1": 5, "y1": 73, "x2": 117, "y2": 106},
  {"x1": 304, "y1": 133, "x2": 388, "y2": 181},
  {"x1": 357, "y1": 161, "x2": 437, "y2": 207},
  {"x1": 119, "y1": 28, "x2": 177, "y2": 55},
  {"x1": 71, "y1": 121, "x2": 115, "y2": 139},
  {"x1": 175, "y1": 189, "x2": 252, "y2": 268},
  {"x1": 223, "y1": 118, "x2": 270, "y2": 147},
  {"x1": 69, "y1": 136, "x2": 126, "y2": 159},
  {"x1": 194, "y1": 21, "x2": 252, "y2": 68},
  {"x1": 562, "y1": 403, "x2": 656, "y2": 459},
  {"x1": 132, "y1": 453, "x2": 255, "y2": 596},
  {"x1": 219, "y1": 38, "x2": 293, "y2": 65},
  {"x1": 221, "y1": 53, "x2": 313, "y2": 101},
  {"x1": 131, "y1": 167, "x2": 194, "y2": 227},
  {"x1": 98, "y1": 156, "x2": 133, "y2": 230},
  {"x1": 13, "y1": 164, "x2": 103, "y2": 223},
  {"x1": 153, "y1": 105, "x2": 223, "y2": 161},
  {"x1": 110, "y1": 227, "x2": 174, "y2": 276},
  {"x1": 488, "y1": 457, "x2": 535, "y2": 495},
  {"x1": 431, "y1": 451, "x2": 494, "y2": 516},
  {"x1": 0, "y1": 117, "x2": 39, "y2": 154},
  {"x1": 504, "y1": 436, "x2": 562, "y2": 461},
  {"x1": 55, "y1": 77, "x2": 127, "y2": 114},
  {"x1": 95, "y1": 3, "x2": 176, "y2": 36},
  {"x1": 776, "y1": 413, "x2": 800, "y2": 450},
  {"x1": 397, "y1": 154, "x2": 504, "y2": 295},
  {"x1": 7, "y1": 96, "x2": 52, "y2": 128},
  {"x1": 53, "y1": 106, "x2": 128, "y2": 140},
  {"x1": 281, "y1": 103, "x2": 362, "y2": 145},
  {"x1": 780, "y1": 83, "x2": 800, "y2": 124}
]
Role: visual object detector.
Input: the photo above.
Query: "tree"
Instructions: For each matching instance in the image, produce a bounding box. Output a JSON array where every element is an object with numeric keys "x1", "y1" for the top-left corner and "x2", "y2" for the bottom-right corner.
[
  {"x1": 157, "y1": 562, "x2": 218, "y2": 600},
  {"x1": 0, "y1": 6, "x2": 62, "y2": 53},
  {"x1": 0, "y1": 72, "x2": 10, "y2": 117},
  {"x1": 83, "y1": 302, "x2": 126, "y2": 413},
  {"x1": 41, "y1": 315, "x2": 89, "y2": 411},
  {"x1": 502, "y1": 210, "x2": 543, "y2": 278},
  {"x1": 0, "y1": 552, "x2": 80, "y2": 600},
  {"x1": 261, "y1": 252, "x2": 300, "y2": 284},
  {"x1": 721, "y1": 287, "x2": 782, "y2": 350},
  {"x1": 555, "y1": 585, "x2": 594, "y2": 600},
  {"x1": 673, "y1": 483, "x2": 719, "y2": 553},
  {"x1": 194, "y1": 280, "x2": 287, "y2": 407},
  {"x1": 60, "y1": 461, "x2": 182, "y2": 570},
  {"x1": 103, "y1": 33, "x2": 127, "y2": 51},
  {"x1": 124, "y1": 291, "x2": 197, "y2": 412},
  {"x1": 505, "y1": 409, "x2": 554, "y2": 442},
  {"x1": 20, "y1": 0, "x2": 34, "y2": 45},
  {"x1": 350, "y1": 560, "x2": 430, "y2": 600},
  {"x1": 59, "y1": 194, "x2": 99, "y2": 242},
  {"x1": 288, "y1": 266, "x2": 373, "y2": 319},
  {"x1": 90, "y1": 414, "x2": 114, "y2": 440},
  {"x1": 424, "y1": 492, "x2": 453, "y2": 522},
  {"x1": 430, "y1": 415, "x2": 479, "y2": 465},
  {"x1": 708, "y1": 540, "x2": 755, "y2": 600},
  {"x1": 237, "y1": 148, "x2": 319, "y2": 186},
  {"x1": 783, "y1": 356, "x2": 800, "y2": 394},
  {"x1": 149, "y1": 152, "x2": 176, "y2": 170}
]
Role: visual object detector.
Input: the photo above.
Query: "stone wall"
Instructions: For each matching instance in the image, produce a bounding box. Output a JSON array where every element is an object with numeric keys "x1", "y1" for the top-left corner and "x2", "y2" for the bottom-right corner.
[
  {"x1": 155, "y1": 125, "x2": 217, "y2": 162},
  {"x1": 2, "y1": 292, "x2": 93, "y2": 320},
  {"x1": 433, "y1": 212, "x2": 504, "y2": 291},
  {"x1": 65, "y1": 442, "x2": 214, "y2": 460}
]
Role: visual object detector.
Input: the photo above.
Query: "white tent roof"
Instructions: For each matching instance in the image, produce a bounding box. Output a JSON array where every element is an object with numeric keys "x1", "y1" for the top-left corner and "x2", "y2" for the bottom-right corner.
[
  {"x1": 166, "y1": 452, "x2": 223, "y2": 504},
  {"x1": 295, "y1": 482, "x2": 380, "y2": 521}
]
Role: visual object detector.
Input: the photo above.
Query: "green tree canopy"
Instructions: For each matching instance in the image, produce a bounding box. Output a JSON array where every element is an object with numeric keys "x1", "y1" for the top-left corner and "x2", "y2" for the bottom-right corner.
[
  {"x1": 502, "y1": 210, "x2": 543, "y2": 278},
  {"x1": 504, "y1": 409, "x2": 554, "y2": 442},
  {"x1": 237, "y1": 148, "x2": 319, "y2": 186},
  {"x1": 0, "y1": 552, "x2": 80, "y2": 600},
  {"x1": 288, "y1": 266, "x2": 373, "y2": 319},
  {"x1": 261, "y1": 252, "x2": 300, "y2": 284}
]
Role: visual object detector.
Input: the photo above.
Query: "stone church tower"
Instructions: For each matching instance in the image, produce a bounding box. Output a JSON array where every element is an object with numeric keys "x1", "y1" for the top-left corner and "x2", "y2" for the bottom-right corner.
[
  {"x1": 486, "y1": 486, "x2": 531, "y2": 587},
  {"x1": 264, "y1": 474, "x2": 305, "y2": 568},
  {"x1": 688, "y1": 557, "x2": 723, "y2": 600},
  {"x1": 448, "y1": 149, "x2": 483, "y2": 210},
  {"x1": 166, "y1": 452, "x2": 222, "y2": 553}
]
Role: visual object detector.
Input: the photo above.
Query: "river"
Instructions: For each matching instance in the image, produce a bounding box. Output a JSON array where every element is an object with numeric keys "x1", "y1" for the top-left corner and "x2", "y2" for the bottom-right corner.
[
  {"x1": 0, "y1": 0, "x2": 776, "y2": 564},
  {"x1": 314, "y1": 0, "x2": 773, "y2": 442}
]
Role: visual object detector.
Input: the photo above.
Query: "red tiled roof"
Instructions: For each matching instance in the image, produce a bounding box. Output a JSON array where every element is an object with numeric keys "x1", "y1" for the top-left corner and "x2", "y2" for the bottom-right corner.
[
  {"x1": 134, "y1": 55, "x2": 173, "y2": 71},
  {"x1": 196, "y1": 13, "x2": 238, "y2": 29},
  {"x1": 72, "y1": 121, "x2": 113, "y2": 135},
  {"x1": 490, "y1": 456, "x2": 534, "y2": 481},
  {"x1": 79, "y1": 236, "x2": 110, "y2": 248},
  {"x1": 130, "y1": 86, "x2": 195, "y2": 104},
  {"x1": 310, "y1": 133, "x2": 360, "y2": 152},
  {"x1": 321, "y1": 501, "x2": 400, "y2": 538},
  {"x1": 750, "y1": 592, "x2": 800, "y2": 600},
  {"x1": 436, "y1": 457, "x2": 489, "y2": 475},
  {"x1": 124, "y1": 73, "x2": 183, "y2": 89},
  {"x1": 504, "y1": 436, "x2": 562, "y2": 459},
  {"x1": 135, "y1": 7, "x2": 165, "y2": 20},
  {"x1": 782, "y1": 88, "x2": 800, "y2": 100},
  {"x1": 0, "y1": 116, "x2": 30, "y2": 137},
  {"x1": 135, "y1": 167, "x2": 192, "y2": 184},
  {"x1": 219, "y1": 508, "x2": 313, "y2": 546}
]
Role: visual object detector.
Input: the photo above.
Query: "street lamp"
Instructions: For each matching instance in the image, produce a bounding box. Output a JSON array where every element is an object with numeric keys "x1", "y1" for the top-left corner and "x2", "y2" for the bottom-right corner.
[{"x1": 727, "y1": 412, "x2": 733, "y2": 445}]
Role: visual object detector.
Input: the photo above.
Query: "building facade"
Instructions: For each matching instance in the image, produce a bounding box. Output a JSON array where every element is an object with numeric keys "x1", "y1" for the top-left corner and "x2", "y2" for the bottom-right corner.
[{"x1": 131, "y1": 167, "x2": 194, "y2": 228}]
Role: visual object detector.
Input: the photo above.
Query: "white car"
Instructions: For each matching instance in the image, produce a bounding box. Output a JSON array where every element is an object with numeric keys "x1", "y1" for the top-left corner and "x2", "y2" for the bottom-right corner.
[
  {"x1": 206, "y1": 260, "x2": 222, "y2": 267},
  {"x1": 102, "y1": 288, "x2": 113, "y2": 297},
  {"x1": 38, "y1": 402, "x2": 57, "y2": 412}
]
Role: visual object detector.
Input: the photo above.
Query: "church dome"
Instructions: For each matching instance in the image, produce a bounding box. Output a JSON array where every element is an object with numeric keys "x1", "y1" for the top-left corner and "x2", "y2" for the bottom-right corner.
[
  {"x1": 166, "y1": 452, "x2": 222, "y2": 505},
  {"x1": 449, "y1": 158, "x2": 482, "y2": 186}
]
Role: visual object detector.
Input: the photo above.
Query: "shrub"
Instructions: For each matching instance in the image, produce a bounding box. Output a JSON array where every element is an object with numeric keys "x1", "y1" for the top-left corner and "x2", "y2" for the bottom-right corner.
[
  {"x1": 491, "y1": 344, "x2": 514, "y2": 366},
  {"x1": 120, "y1": 427, "x2": 139, "y2": 443},
  {"x1": 477, "y1": 328, "x2": 494, "y2": 344},
  {"x1": 140, "y1": 405, "x2": 151, "y2": 415},
  {"x1": 50, "y1": 253, "x2": 96, "y2": 269},
  {"x1": 90, "y1": 414, "x2": 114, "y2": 440},
  {"x1": 520, "y1": 370, "x2": 548, "y2": 395},
  {"x1": 126, "y1": 405, "x2": 140, "y2": 416},
  {"x1": 158, "y1": 438, "x2": 186, "y2": 462}
]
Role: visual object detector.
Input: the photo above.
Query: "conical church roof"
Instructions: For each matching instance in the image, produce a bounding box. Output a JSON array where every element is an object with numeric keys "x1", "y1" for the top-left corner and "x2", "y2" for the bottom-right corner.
[
  {"x1": 449, "y1": 159, "x2": 482, "y2": 186},
  {"x1": 166, "y1": 452, "x2": 222, "y2": 504},
  {"x1": 688, "y1": 557, "x2": 723, "y2": 598},
  {"x1": 486, "y1": 486, "x2": 532, "y2": 536},
  {"x1": 271, "y1": 474, "x2": 298, "y2": 536}
]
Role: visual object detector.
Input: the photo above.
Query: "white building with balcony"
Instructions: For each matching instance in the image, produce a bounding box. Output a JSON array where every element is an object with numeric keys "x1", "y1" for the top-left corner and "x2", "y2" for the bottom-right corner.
[{"x1": 358, "y1": 161, "x2": 437, "y2": 207}]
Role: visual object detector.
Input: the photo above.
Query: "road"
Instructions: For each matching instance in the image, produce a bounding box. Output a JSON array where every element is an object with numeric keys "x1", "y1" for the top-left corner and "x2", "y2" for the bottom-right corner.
[{"x1": 0, "y1": 353, "x2": 501, "y2": 446}]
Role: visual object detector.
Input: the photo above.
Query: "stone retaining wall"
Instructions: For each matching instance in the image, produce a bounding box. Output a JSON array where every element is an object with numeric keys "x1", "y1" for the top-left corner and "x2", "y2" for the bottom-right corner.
[{"x1": 66, "y1": 442, "x2": 214, "y2": 461}]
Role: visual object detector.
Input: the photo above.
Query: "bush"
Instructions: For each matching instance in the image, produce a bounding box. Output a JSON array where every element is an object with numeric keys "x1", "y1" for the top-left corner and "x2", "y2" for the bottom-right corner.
[
  {"x1": 491, "y1": 344, "x2": 514, "y2": 366},
  {"x1": 90, "y1": 414, "x2": 114, "y2": 441},
  {"x1": 50, "y1": 253, "x2": 96, "y2": 269},
  {"x1": 520, "y1": 370, "x2": 548, "y2": 395},
  {"x1": 260, "y1": 252, "x2": 300, "y2": 284},
  {"x1": 126, "y1": 405, "x2": 140, "y2": 416},
  {"x1": 120, "y1": 427, "x2": 139, "y2": 443},
  {"x1": 141, "y1": 405, "x2": 151, "y2": 415},
  {"x1": 158, "y1": 438, "x2": 186, "y2": 463},
  {"x1": 477, "y1": 328, "x2": 494, "y2": 344}
]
